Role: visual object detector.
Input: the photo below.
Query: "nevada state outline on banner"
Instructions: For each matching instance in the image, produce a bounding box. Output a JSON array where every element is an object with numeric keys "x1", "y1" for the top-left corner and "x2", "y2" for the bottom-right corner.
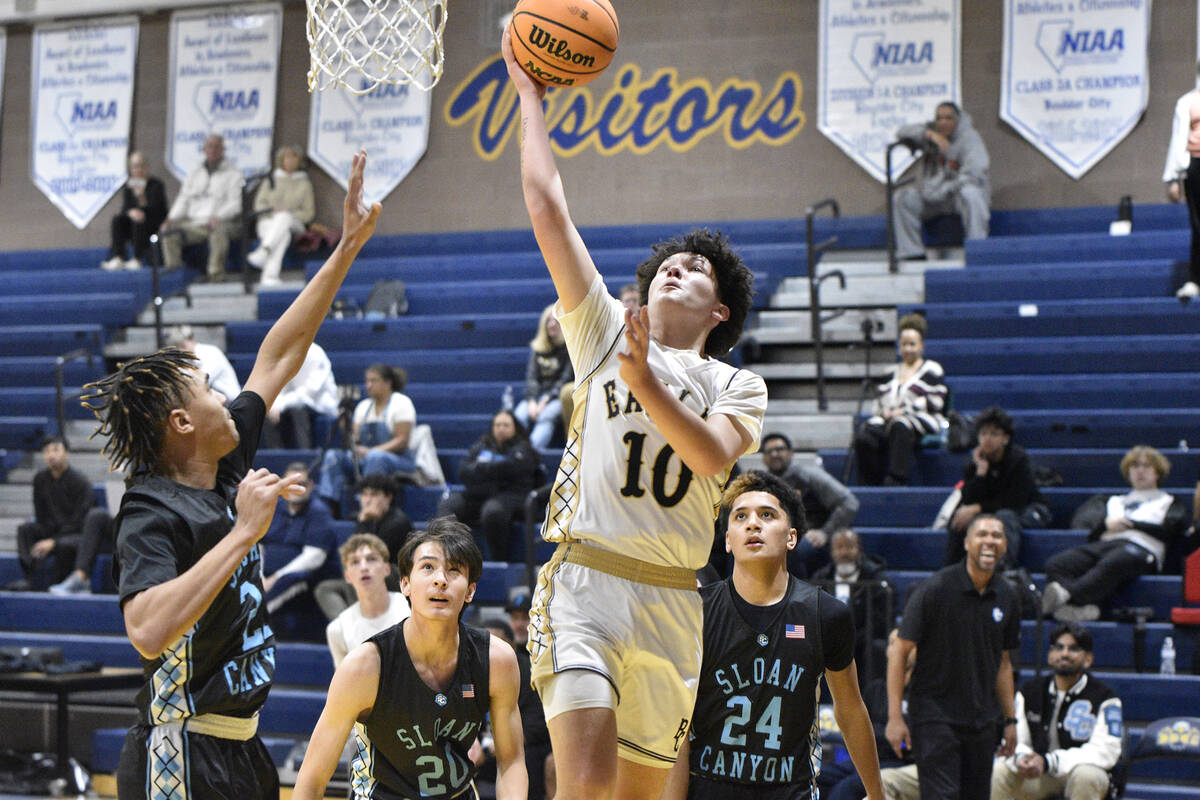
[
  {"x1": 818, "y1": 0, "x2": 961, "y2": 183},
  {"x1": 1001, "y1": 0, "x2": 1150, "y2": 180},
  {"x1": 31, "y1": 18, "x2": 137, "y2": 230}
]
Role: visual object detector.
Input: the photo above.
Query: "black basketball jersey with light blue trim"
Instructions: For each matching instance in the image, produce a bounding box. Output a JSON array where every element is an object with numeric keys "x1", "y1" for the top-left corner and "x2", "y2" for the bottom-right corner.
[
  {"x1": 351, "y1": 622, "x2": 491, "y2": 800},
  {"x1": 687, "y1": 576, "x2": 852, "y2": 800}
]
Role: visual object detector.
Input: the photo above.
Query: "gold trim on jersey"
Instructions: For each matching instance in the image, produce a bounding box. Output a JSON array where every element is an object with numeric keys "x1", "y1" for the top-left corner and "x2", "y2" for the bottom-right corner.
[
  {"x1": 559, "y1": 542, "x2": 697, "y2": 591},
  {"x1": 183, "y1": 712, "x2": 258, "y2": 740},
  {"x1": 543, "y1": 379, "x2": 589, "y2": 539}
]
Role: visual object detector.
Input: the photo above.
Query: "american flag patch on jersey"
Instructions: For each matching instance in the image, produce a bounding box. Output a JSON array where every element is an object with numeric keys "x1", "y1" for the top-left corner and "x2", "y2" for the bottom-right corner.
[
  {"x1": 785, "y1": 624, "x2": 805, "y2": 639},
  {"x1": 462, "y1": 684, "x2": 475, "y2": 698}
]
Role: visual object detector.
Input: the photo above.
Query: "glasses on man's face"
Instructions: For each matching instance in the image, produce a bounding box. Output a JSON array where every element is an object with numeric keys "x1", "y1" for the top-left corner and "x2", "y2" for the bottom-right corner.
[{"x1": 1049, "y1": 642, "x2": 1084, "y2": 653}]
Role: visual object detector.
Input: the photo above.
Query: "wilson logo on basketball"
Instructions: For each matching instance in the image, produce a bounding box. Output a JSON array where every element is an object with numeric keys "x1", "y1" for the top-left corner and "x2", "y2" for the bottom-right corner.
[{"x1": 527, "y1": 25, "x2": 597, "y2": 68}]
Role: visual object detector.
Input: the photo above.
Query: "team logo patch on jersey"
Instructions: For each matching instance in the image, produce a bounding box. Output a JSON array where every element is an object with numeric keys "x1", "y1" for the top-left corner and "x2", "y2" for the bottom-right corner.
[
  {"x1": 462, "y1": 684, "x2": 475, "y2": 699},
  {"x1": 757, "y1": 633, "x2": 769, "y2": 646},
  {"x1": 992, "y1": 607, "x2": 1004, "y2": 623},
  {"x1": 785, "y1": 624, "x2": 805, "y2": 639},
  {"x1": 435, "y1": 693, "x2": 448, "y2": 706}
]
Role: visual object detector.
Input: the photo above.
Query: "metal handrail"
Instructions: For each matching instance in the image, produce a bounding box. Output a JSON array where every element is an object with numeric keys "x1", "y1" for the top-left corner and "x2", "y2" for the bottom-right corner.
[
  {"x1": 805, "y1": 198, "x2": 841, "y2": 412},
  {"x1": 147, "y1": 231, "x2": 194, "y2": 349},
  {"x1": 885, "y1": 139, "x2": 922, "y2": 274},
  {"x1": 55, "y1": 347, "x2": 95, "y2": 447},
  {"x1": 241, "y1": 171, "x2": 273, "y2": 294}
]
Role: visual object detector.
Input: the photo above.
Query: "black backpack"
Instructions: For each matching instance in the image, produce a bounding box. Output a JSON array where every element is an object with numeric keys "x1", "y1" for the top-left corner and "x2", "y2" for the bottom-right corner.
[{"x1": 363, "y1": 279, "x2": 409, "y2": 318}]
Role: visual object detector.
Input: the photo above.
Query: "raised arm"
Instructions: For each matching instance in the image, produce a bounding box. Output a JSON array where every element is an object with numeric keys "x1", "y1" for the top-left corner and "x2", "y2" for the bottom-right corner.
[
  {"x1": 244, "y1": 151, "x2": 381, "y2": 408},
  {"x1": 501, "y1": 28, "x2": 598, "y2": 312},
  {"x1": 292, "y1": 642, "x2": 381, "y2": 800},
  {"x1": 487, "y1": 636, "x2": 529, "y2": 800}
]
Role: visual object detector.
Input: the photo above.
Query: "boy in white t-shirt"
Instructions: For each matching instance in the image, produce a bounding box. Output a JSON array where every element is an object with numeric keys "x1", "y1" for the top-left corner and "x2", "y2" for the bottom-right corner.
[{"x1": 326, "y1": 533, "x2": 410, "y2": 666}]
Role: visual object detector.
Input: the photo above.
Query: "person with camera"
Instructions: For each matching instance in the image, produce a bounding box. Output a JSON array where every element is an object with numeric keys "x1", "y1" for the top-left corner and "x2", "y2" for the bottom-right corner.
[{"x1": 891, "y1": 101, "x2": 991, "y2": 261}]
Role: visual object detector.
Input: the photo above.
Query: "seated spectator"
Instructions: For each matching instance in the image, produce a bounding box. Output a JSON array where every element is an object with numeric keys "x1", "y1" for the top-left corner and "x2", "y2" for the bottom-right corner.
[
  {"x1": 811, "y1": 528, "x2": 893, "y2": 683},
  {"x1": 247, "y1": 144, "x2": 315, "y2": 287},
  {"x1": 325, "y1": 533, "x2": 410, "y2": 666},
  {"x1": 992, "y1": 622, "x2": 1122, "y2": 800},
  {"x1": 167, "y1": 326, "x2": 241, "y2": 403},
  {"x1": 159, "y1": 133, "x2": 243, "y2": 280},
  {"x1": 11, "y1": 437, "x2": 94, "y2": 590},
  {"x1": 513, "y1": 303, "x2": 573, "y2": 450},
  {"x1": 48, "y1": 506, "x2": 115, "y2": 595},
  {"x1": 259, "y1": 463, "x2": 340, "y2": 614},
  {"x1": 1043, "y1": 445, "x2": 1189, "y2": 623},
  {"x1": 437, "y1": 409, "x2": 542, "y2": 561},
  {"x1": 316, "y1": 363, "x2": 419, "y2": 514},
  {"x1": 945, "y1": 406, "x2": 1040, "y2": 566},
  {"x1": 854, "y1": 314, "x2": 947, "y2": 486},
  {"x1": 261, "y1": 341, "x2": 338, "y2": 450},
  {"x1": 101, "y1": 151, "x2": 167, "y2": 271},
  {"x1": 315, "y1": 473, "x2": 413, "y2": 620},
  {"x1": 762, "y1": 431, "x2": 859, "y2": 575}
]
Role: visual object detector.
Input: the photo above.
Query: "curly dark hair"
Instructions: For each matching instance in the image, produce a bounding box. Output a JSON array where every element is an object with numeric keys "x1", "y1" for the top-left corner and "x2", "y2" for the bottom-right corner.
[
  {"x1": 634, "y1": 229, "x2": 754, "y2": 357},
  {"x1": 80, "y1": 347, "x2": 200, "y2": 475},
  {"x1": 721, "y1": 469, "x2": 807, "y2": 533}
]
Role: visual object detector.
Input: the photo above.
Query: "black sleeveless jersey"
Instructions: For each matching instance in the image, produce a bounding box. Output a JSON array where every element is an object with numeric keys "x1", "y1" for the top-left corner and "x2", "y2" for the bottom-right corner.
[
  {"x1": 687, "y1": 576, "x2": 853, "y2": 800},
  {"x1": 351, "y1": 622, "x2": 492, "y2": 800}
]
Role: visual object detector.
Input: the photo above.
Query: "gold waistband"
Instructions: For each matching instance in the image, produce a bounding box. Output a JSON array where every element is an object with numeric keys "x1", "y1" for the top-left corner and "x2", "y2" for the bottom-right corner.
[
  {"x1": 560, "y1": 542, "x2": 697, "y2": 591},
  {"x1": 183, "y1": 712, "x2": 258, "y2": 740}
]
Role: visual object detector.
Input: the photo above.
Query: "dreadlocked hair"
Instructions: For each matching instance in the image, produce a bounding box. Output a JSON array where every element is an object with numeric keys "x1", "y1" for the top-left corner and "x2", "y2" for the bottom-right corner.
[{"x1": 80, "y1": 347, "x2": 200, "y2": 475}]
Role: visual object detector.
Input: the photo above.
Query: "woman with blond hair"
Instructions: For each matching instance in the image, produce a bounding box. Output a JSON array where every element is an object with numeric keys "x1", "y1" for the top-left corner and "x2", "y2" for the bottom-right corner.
[
  {"x1": 1044, "y1": 445, "x2": 1190, "y2": 622},
  {"x1": 513, "y1": 303, "x2": 573, "y2": 449},
  {"x1": 248, "y1": 144, "x2": 315, "y2": 286}
]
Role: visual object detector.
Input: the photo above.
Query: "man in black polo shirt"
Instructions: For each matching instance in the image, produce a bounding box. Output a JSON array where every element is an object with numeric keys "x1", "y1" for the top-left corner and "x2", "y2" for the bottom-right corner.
[{"x1": 886, "y1": 514, "x2": 1020, "y2": 799}]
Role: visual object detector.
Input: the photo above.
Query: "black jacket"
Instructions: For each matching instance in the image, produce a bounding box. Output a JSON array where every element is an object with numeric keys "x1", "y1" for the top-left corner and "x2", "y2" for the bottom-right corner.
[
  {"x1": 960, "y1": 442, "x2": 1040, "y2": 513},
  {"x1": 458, "y1": 437, "x2": 542, "y2": 499},
  {"x1": 119, "y1": 177, "x2": 168, "y2": 231},
  {"x1": 811, "y1": 555, "x2": 893, "y2": 646}
]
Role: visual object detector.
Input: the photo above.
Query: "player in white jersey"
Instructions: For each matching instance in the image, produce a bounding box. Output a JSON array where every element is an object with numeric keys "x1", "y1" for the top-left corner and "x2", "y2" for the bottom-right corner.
[{"x1": 503, "y1": 31, "x2": 768, "y2": 800}]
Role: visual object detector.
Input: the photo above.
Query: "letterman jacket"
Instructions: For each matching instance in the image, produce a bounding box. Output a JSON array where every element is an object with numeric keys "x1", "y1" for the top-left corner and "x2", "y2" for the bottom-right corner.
[{"x1": 1007, "y1": 672, "x2": 1122, "y2": 778}]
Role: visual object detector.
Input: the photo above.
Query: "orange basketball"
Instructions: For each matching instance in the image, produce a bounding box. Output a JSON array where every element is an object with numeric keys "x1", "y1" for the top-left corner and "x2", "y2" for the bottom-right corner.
[{"x1": 509, "y1": 0, "x2": 619, "y2": 88}]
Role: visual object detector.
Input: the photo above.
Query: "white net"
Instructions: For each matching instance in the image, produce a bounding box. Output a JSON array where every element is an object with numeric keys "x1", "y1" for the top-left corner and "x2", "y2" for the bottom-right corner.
[{"x1": 306, "y1": 0, "x2": 447, "y2": 94}]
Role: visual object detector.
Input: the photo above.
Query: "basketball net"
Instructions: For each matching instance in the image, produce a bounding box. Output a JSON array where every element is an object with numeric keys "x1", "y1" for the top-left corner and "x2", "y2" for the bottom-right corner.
[{"x1": 306, "y1": 0, "x2": 447, "y2": 94}]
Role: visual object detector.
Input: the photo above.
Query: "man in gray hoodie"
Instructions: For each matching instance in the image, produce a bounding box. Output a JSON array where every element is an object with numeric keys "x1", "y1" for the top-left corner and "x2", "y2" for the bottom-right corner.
[{"x1": 892, "y1": 102, "x2": 990, "y2": 260}]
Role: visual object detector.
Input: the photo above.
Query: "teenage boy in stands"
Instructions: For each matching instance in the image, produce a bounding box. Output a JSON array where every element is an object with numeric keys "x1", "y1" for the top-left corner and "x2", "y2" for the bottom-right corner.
[
  {"x1": 81, "y1": 152, "x2": 380, "y2": 800},
  {"x1": 325, "y1": 532, "x2": 411, "y2": 667},
  {"x1": 260, "y1": 461, "x2": 341, "y2": 614}
]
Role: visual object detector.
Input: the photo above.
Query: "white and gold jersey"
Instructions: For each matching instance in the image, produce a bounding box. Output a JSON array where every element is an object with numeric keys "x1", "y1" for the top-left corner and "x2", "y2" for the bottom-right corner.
[{"x1": 543, "y1": 275, "x2": 767, "y2": 569}]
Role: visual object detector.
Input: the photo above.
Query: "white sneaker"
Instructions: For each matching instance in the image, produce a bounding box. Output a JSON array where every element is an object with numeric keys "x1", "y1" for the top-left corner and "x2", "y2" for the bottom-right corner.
[
  {"x1": 100, "y1": 256, "x2": 123, "y2": 271},
  {"x1": 1053, "y1": 603, "x2": 1100, "y2": 622},
  {"x1": 1177, "y1": 281, "x2": 1200, "y2": 299},
  {"x1": 49, "y1": 573, "x2": 90, "y2": 595},
  {"x1": 246, "y1": 248, "x2": 269, "y2": 268},
  {"x1": 1041, "y1": 581, "x2": 1070, "y2": 615},
  {"x1": 259, "y1": 276, "x2": 282, "y2": 288},
  {"x1": 123, "y1": 257, "x2": 142, "y2": 271}
]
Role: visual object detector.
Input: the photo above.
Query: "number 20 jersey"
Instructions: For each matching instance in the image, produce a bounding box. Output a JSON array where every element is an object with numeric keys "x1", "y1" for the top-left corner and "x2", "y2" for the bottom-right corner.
[{"x1": 544, "y1": 275, "x2": 767, "y2": 569}]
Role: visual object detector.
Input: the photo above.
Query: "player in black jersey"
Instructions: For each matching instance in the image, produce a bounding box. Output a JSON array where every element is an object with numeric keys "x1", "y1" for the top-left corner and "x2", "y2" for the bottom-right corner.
[
  {"x1": 293, "y1": 518, "x2": 528, "y2": 800},
  {"x1": 82, "y1": 151, "x2": 381, "y2": 800},
  {"x1": 664, "y1": 471, "x2": 884, "y2": 800}
]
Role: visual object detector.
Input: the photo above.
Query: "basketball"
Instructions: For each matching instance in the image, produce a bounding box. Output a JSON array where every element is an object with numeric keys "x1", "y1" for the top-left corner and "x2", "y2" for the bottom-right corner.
[{"x1": 508, "y1": 0, "x2": 619, "y2": 88}]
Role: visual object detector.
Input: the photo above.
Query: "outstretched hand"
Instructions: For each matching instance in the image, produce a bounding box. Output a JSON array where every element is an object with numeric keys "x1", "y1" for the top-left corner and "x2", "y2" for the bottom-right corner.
[
  {"x1": 617, "y1": 307, "x2": 655, "y2": 396},
  {"x1": 342, "y1": 150, "x2": 381, "y2": 251},
  {"x1": 501, "y1": 26, "x2": 547, "y2": 101}
]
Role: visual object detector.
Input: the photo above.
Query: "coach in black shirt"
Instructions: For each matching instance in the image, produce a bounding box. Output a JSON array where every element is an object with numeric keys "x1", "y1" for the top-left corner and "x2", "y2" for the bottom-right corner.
[{"x1": 886, "y1": 514, "x2": 1021, "y2": 799}]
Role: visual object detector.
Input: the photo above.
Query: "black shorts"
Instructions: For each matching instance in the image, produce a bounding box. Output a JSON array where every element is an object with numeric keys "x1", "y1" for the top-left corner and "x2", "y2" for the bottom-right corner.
[
  {"x1": 687, "y1": 773, "x2": 812, "y2": 800},
  {"x1": 116, "y1": 723, "x2": 279, "y2": 800}
]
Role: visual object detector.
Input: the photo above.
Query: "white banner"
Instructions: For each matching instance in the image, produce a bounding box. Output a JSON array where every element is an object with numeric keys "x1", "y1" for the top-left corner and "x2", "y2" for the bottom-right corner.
[
  {"x1": 31, "y1": 18, "x2": 137, "y2": 230},
  {"x1": 1001, "y1": 0, "x2": 1150, "y2": 180},
  {"x1": 307, "y1": 83, "x2": 432, "y2": 204},
  {"x1": 166, "y1": 3, "x2": 281, "y2": 181},
  {"x1": 818, "y1": 0, "x2": 961, "y2": 183}
]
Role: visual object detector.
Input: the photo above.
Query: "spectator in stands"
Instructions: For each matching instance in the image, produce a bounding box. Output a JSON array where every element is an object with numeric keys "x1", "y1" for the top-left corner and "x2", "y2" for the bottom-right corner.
[
  {"x1": 101, "y1": 151, "x2": 168, "y2": 271},
  {"x1": 168, "y1": 324, "x2": 241, "y2": 403},
  {"x1": 506, "y1": 585, "x2": 532, "y2": 648},
  {"x1": 437, "y1": 409, "x2": 543, "y2": 562},
  {"x1": 892, "y1": 101, "x2": 990, "y2": 261},
  {"x1": 316, "y1": 363, "x2": 419, "y2": 513},
  {"x1": 762, "y1": 431, "x2": 859, "y2": 574},
  {"x1": 10, "y1": 437, "x2": 94, "y2": 590},
  {"x1": 261, "y1": 341, "x2": 338, "y2": 450},
  {"x1": 812, "y1": 528, "x2": 893, "y2": 683},
  {"x1": 324, "y1": 532, "x2": 410, "y2": 666},
  {"x1": 513, "y1": 303, "x2": 573, "y2": 450},
  {"x1": 48, "y1": 506, "x2": 114, "y2": 595},
  {"x1": 853, "y1": 314, "x2": 948, "y2": 486},
  {"x1": 946, "y1": 405, "x2": 1039, "y2": 566},
  {"x1": 1043, "y1": 445, "x2": 1189, "y2": 623},
  {"x1": 992, "y1": 622, "x2": 1122, "y2": 800},
  {"x1": 887, "y1": 514, "x2": 1019, "y2": 798},
  {"x1": 247, "y1": 144, "x2": 316, "y2": 287},
  {"x1": 159, "y1": 133, "x2": 244, "y2": 280},
  {"x1": 500, "y1": 587, "x2": 553, "y2": 800},
  {"x1": 1165, "y1": 63, "x2": 1200, "y2": 299},
  {"x1": 315, "y1": 473, "x2": 413, "y2": 620},
  {"x1": 619, "y1": 282, "x2": 640, "y2": 311},
  {"x1": 259, "y1": 463, "x2": 340, "y2": 615}
]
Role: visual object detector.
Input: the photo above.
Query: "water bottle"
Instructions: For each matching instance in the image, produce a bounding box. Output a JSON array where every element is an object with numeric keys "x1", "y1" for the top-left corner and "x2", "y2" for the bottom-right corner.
[
  {"x1": 502, "y1": 385, "x2": 514, "y2": 411},
  {"x1": 1161, "y1": 636, "x2": 1176, "y2": 675}
]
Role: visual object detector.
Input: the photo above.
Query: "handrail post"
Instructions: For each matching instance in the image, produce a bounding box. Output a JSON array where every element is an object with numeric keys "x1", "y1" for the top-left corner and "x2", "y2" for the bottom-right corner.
[
  {"x1": 886, "y1": 139, "x2": 922, "y2": 274},
  {"x1": 805, "y1": 198, "x2": 841, "y2": 412},
  {"x1": 53, "y1": 347, "x2": 91, "y2": 447}
]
